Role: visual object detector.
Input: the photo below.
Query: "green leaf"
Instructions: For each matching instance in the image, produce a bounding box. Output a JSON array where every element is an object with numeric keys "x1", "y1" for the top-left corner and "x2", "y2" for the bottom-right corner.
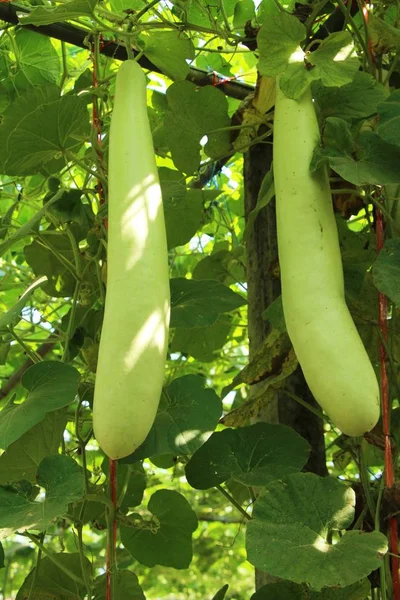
[
  {"x1": 24, "y1": 230, "x2": 86, "y2": 297},
  {"x1": 171, "y1": 315, "x2": 232, "y2": 361},
  {"x1": 164, "y1": 81, "x2": 231, "y2": 173},
  {"x1": 372, "y1": 238, "x2": 400, "y2": 306},
  {"x1": 93, "y1": 570, "x2": 145, "y2": 600},
  {"x1": 179, "y1": 0, "x2": 237, "y2": 27},
  {"x1": 257, "y1": 12, "x2": 306, "y2": 77},
  {"x1": 313, "y1": 129, "x2": 400, "y2": 185},
  {"x1": 246, "y1": 472, "x2": 388, "y2": 590},
  {"x1": 163, "y1": 186, "x2": 205, "y2": 248},
  {"x1": 0, "y1": 455, "x2": 85, "y2": 539},
  {"x1": 337, "y1": 218, "x2": 376, "y2": 301},
  {"x1": 109, "y1": 0, "x2": 144, "y2": 11},
  {"x1": 279, "y1": 33, "x2": 360, "y2": 100},
  {"x1": 0, "y1": 200, "x2": 19, "y2": 241},
  {"x1": 16, "y1": 553, "x2": 91, "y2": 600},
  {"x1": 256, "y1": 0, "x2": 297, "y2": 22},
  {"x1": 141, "y1": 30, "x2": 195, "y2": 80},
  {"x1": 150, "y1": 454, "x2": 177, "y2": 469},
  {"x1": 368, "y1": 13, "x2": 400, "y2": 53},
  {"x1": 323, "y1": 117, "x2": 355, "y2": 155},
  {"x1": 46, "y1": 189, "x2": 95, "y2": 228},
  {"x1": 19, "y1": 0, "x2": 98, "y2": 25},
  {"x1": 251, "y1": 582, "x2": 302, "y2": 599},
  {"x1": 251, "y1": 579, "x2": 371, "y2": 599},
  {"x1": 13, "y1": 29, "x2": 60, "y2": 89},
  {"x1": 243, "y1": 169, "x2": 275, "y2": 241},
  {"x1": 0, "y1": 410, "x2": 67, "y2": 484},
  {"x1": 121, "y1": 374, "x2": 222, "y2": 462},
  {"x1": 193, "y1": 249, "x2": 246, "y2": 285},
  {"x1": 233, "y1": 0, "x2": 255, "y2": 30},
  {"x1": 121, "y1": 489, "x2": 198, "y2": 568},
  {"x1": 279, "y1": 63, "x2": 312, "y2": 100},
  {"x1": 308, "y1": 32, "x2": 359, "y2": 87},
  {"x1": 170, "y1": 278, "x2": 246, "y2": 328},
  {"x1": 0, "y1": 343, "x2": 10, "y2": 366},
  {"x1": 211, "y1": 584, "x2": 230, "y2": 600},
  {"x1": 0, "y1": 86, "x2": 90, "y2": 176},
  {"x1": 0, "y1": 275, "x2": 47, "y2": 332},
  {"x1": 314, "y1": 72, "x2": 389, "y2": 121},
  {"x1": 185, "y1": 423, "x2": 310, "y2": 489},
  {"x1": 377, "y1": 89, "x2": 400, "y2": 148},
  {"x1": 0, "y1": 361, "x2": 79, "y2": 450},
  {"x1": 262, "y1": 296, "x2": 286, "y2": 332}
]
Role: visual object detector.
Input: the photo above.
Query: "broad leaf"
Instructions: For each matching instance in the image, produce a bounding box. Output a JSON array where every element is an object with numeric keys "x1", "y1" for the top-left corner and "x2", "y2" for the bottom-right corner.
[
  {"x1": 0, "y1": 361, "x2": 79, "y2": 450},
  {"x1": 0, "y1": 410, "x2": 67, "y2": 484},
  {"x1": 185, "y1": 423, "x2": 310, "y2": 489},
  {"x1": 121, "y1": 489, "x2": 198, "y2": 568},
  {"x1": 170, "y1": 278, "x2": 246, "y2": 328},
  {"x1": 141, "y1": 30, "x2": 195, "y2": 80},
  {"x1": 193, "y1": 248, "x2": 246, "y2": 285},
  {"x1": 257, "y1": 12, "x2": 305, "y2": 77},
  {"x1": 171, "y1": 316, "x2": 232, "y2": 362},
  {"x1": 377, "y1": 89, "x2": 400, "y2": 148},
  {"x1": 164, "y1": 81, "x2": 231, "y2": 173},
  {"x1": 246, "y1": 473, "x2": 388, "y2": 590},
  {"x1": 13, "y1": 30, "x2": 60, "y2": 89},
  {"x1": 262, "y1": 296, "x2": 286, "y2": 332},
  {"x1": 0, "y1": 86, "x2": 90, "y2": 176},
  {"x1": 16, "y1": 553, "x2": 91, "y2": 600},
  {"x1": 308, "y1": 32, "x2": 359, "y2": 87},
  {"x1": 25, "y1": 229, "x2": 96, "y2": 298},
  {"x1": 164, "y1": 185, "x2": 214, "y2": 249},
  {"x1": 93, "y1": 570, "x2": 145, "y2": 600},
  {"x1": 0, "y1": 455, "x2": 85, "y2": 539},
  {"x1": 315, "y1": 72, "x2": 389, "y2": 121},
  {"x1": 372, "y1": 238, "x2": 400, "y2": 306},
  {"x1": 122, "y1": 374, "x2": 222, "y2": 462},
  {"x1": 110, "y1": 0, "x2": 144, "y2": 11},
  {"x1": 211, "y1": 584, "x2": 230, "y2": 600},
  {"x1": 251, "y1": 579, "x2": 371, "y2": 599},
  {"x1": 312, "y1": 128, "x2": 400, "y2": 185}
]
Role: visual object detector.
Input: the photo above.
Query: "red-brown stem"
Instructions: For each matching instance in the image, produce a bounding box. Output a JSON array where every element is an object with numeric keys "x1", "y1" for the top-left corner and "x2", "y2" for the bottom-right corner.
[
  {"x1": 376, "y1": 206, "x2": 400, "y2": 599},
  {"x1": 91, "y1": 38, "x2": 108, "y2": 229},
  {"x1": 106, "y1": 458, "x2": 118, "y2": 600},
  {"x1": 90, "y1": 36, "x2": 115, "y2": 598}
]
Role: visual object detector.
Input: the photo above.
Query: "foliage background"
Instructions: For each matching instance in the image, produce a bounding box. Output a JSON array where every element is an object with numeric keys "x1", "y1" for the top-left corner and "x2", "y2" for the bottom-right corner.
[{"x1": 0, "y1": 0, "x2": 399, "y2": 598}]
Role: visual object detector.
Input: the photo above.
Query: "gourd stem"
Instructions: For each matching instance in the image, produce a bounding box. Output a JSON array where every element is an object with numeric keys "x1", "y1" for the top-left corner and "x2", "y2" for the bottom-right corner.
[
  {"x1": 376, "y1": 204, "x2": 400, "y2": 599},
  {"x1": 216, "y1": 485, "x2": 251, "y2": 520},
  {"x1": 106, "y1": 458, "x2": 118, "y2": 600}
]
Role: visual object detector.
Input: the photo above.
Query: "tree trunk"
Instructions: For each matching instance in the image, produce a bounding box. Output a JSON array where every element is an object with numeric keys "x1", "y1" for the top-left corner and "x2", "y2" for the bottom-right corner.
[{"x1": 244, "y1": 138, "x2": 328, "y2": 591}]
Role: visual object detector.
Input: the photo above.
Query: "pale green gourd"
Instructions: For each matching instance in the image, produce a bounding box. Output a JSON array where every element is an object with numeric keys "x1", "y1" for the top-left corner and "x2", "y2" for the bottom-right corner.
[
  {"x1": 93, "y1": 60, "x2": 170, "y2": 459},
  {"x1": 273, "y1": 79, "x2": 380, "y2": 436}
]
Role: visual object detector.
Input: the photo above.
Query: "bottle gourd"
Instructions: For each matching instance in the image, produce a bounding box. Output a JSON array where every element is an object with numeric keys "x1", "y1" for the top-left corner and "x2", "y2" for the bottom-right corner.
[
  {"x1": 273, "y1": 79, "x2": 380, "y2": 436},
  {"x1": 93, "y1": 60, "x2": 170, "y2": 459}
]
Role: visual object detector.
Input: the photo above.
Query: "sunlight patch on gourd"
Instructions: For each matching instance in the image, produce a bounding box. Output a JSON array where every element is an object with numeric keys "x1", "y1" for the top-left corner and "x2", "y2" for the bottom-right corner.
[
  {"x1": 122, "y1": 174, "x2": 163, "y2": 269},
  {"x1": 124, "y1": 309, "x2": 166, "y2": 371}
]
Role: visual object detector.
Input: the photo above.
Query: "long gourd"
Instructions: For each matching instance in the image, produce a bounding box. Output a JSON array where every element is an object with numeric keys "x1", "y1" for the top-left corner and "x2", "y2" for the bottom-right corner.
[
  {"x1": 93, "y1": 60, "x2": 170, "y2": 459},
  {"x1": 273, "y1": 79, "x2": 380, "y2": 436}
]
